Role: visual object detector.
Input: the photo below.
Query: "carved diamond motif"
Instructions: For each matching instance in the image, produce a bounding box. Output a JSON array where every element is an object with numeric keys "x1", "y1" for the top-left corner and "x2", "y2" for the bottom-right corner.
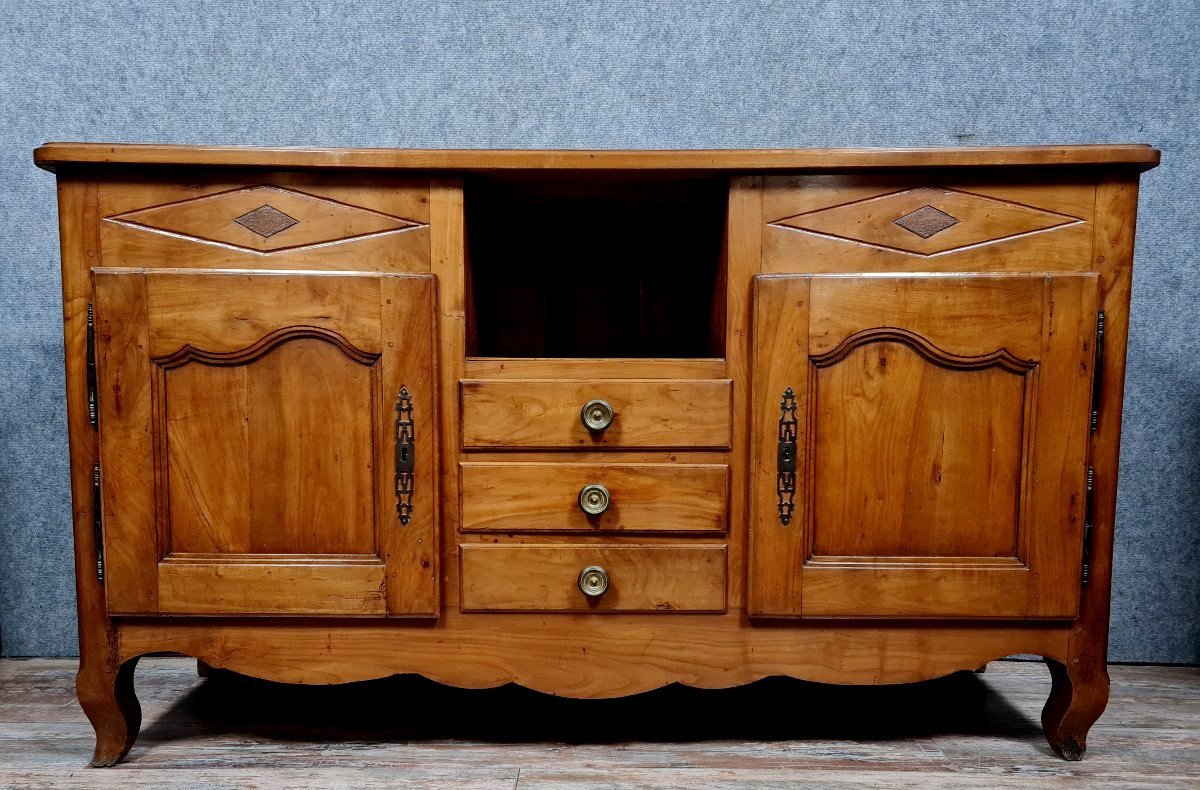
[
  {"x1": 233, "y1": 205, "x2": 300, "y2": 238},
  {"x1": 894, "y1": 205, "x2": 959, "y2": 239},
  {"x1": 107, "y1": 185, "x2": 423, "y2": 253},
  {"x1": 768, "y1": 187, "x2": 1082, "y2": 256}
]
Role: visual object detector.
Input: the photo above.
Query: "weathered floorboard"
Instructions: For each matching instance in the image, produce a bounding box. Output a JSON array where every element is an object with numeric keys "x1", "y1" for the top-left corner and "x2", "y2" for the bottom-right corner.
[{"x1": 0, "y1": 658, "x2": 1196, "y2": 788}]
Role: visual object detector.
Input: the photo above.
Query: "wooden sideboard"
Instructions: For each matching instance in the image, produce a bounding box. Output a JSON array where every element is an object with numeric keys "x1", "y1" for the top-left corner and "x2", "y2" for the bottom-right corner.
[{"x1": 34, "y1": 143, "x2": 1160, "y2": 765}]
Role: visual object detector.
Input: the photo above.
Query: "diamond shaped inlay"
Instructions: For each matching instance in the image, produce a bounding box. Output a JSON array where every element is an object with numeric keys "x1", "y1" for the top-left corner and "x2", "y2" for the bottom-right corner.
[
  {"x1": 106, "y1": 185, "x2": 424, "y2": 253},
  {"x1": 894, "y1": 205, "x2": 959, "y2": 239},
  {"x1": 768, "y1": 187, "x2": 1082, "y2": 256},
  {"x1": 233, "y1": 205, "x2": 300, "y2": 238}
]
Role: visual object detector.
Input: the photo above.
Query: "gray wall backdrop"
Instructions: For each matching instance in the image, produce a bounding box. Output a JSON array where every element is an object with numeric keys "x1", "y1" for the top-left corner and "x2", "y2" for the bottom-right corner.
[{"x1": 1, "y1": 1, "x2": 1197, "y2": 661}]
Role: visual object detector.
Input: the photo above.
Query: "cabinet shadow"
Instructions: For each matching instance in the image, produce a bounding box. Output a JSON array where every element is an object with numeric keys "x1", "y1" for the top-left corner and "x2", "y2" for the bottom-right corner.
[{"x1": 135, "y1": 662, "x2": 1040, "y2": 748}]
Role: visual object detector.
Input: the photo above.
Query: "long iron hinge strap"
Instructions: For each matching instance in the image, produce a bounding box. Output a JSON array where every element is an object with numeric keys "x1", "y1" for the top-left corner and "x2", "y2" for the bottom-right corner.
[
  {"x1": 1090, "y1": 310, "x2": 1106, "y2": 433},
  {"x1": 92, "y1": 462, "x2": 105, "y2": 582},
  {"x1": 394, "y1": 387, "x2": 414, "y2": 525},
  {"x1": 1081, "y1": 466, "x2": 1095, "y2": 586},
  {"x1": 86, "y1": 303, "x2": 98, "y2": 427}
]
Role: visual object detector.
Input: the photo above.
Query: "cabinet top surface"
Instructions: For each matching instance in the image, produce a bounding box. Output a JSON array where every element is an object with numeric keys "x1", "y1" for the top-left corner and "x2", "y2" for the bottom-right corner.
[{"x1": 34, "y1": 143, "x2": 1160, "y2": 172}]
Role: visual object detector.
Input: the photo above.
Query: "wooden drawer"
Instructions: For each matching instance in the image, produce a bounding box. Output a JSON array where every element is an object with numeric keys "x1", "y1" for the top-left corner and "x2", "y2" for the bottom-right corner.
[
  {"x1": 461, "y1": 545, "x2": 726, "y2": 612},
  {"x1": 460, "y1": 379, "x2": 732, "y2": 449},
  {"x1": 460, "y1": 462, "x2": 728, "y2": 533}
]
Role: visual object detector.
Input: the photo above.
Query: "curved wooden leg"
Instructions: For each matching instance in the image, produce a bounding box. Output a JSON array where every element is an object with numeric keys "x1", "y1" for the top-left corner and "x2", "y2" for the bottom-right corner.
[
  {"x1": 1042, "y1": 657, "x2": 1109, "y2": 761},
  {"x1": 77, "y1": 657, "x2": 142, "y2": 767}
]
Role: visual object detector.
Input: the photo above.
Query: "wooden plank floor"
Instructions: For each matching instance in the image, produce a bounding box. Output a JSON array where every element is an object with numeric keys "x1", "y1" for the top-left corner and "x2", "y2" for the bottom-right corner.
[{"x1": 0, "y1": 658, "x2": 1196, "y2": 789}]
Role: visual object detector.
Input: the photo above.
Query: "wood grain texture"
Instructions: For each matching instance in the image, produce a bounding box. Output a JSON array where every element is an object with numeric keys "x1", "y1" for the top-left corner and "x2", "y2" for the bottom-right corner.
[
  {"x1": 430, "y1": 179, "x2": 467, "y2": 612},
  {"x1": 93, "y1": 271, "x2": 158, "y2": 614},
  {"x1": 378, "y1": 275, "x2": 440, "y2": 616},
  {"x1": 460, "y1": 379, "x2": 733, "y2": 449},
  {"x1": 107, "y1": 184, "x2": 419, "y2": 252},
  {"x1": 93, "y1": 171, "x2": 431, "y2": 272},
  {"x1": 463, "y1": 357, "x2": 726, "y2": 379},
  {"x1": 1040, "y1": 174, "x2": 1143, "y2": 760},
  {"x1": 34, "y1": 142, "x2": 1162, "y2": 170},
  {"x1": 749, "y1": 273, "x2": 1097, "y2": 619},
  {"x1": 763, "y1": 175, "x2": 1097, "y2": 273},
  {"x1": 164, "y1": 339, "x2": 376, "y2": 555},
  {"x1": 460, "y1": 463, "x2": 728, "y2": 533},
  {"x1": 157, "y1": 560, "x2": 386, "y2": 615},
  {"x1": 142, "y1": 269, "x2": 383, "y2": 358},
  {"x1": 811, "y1": 343, "x2": 1026, "y2": 558},
  {"x1": 54, "y1": 177, "x2": 143, "y2": 767},
  {"x1": 114, "y1": 618, "x2": 1071, "y2": 693},
  {"x1": 460, "y1": 545, "x2": 727, "y2": 613},
  {"x1": 93, "y1": 270, "x2": 438, "y2": 617},
  {"x1": 771, "y1": 186, "x2": 1082, "y2": 255}
]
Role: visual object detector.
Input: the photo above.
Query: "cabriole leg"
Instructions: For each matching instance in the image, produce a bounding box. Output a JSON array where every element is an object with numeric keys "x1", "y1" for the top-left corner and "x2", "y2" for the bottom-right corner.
[
  {"x1": 1042, "y1": 657, "x2": 1109, "y2": 761},
  {"x1": 78, "y1": 656, "x2": 141, "y2": 767}
]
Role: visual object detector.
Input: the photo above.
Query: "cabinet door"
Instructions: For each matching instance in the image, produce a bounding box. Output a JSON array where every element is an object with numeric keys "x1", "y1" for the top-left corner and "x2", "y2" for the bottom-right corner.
[
  {"x1": 94, "y1": 270, "x2": 437, "y2": 616},
  {"x1": 749, "y1": 274, "x2": 1097, "y2": 618}
]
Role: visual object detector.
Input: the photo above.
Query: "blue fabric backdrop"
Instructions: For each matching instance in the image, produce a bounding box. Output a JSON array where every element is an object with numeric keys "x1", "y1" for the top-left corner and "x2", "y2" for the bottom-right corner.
[{"x1": 0, "y1": 0, "x2": 1196, "y2": 661}]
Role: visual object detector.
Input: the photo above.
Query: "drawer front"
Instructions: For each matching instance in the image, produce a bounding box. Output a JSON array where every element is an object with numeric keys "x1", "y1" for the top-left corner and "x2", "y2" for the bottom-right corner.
[
  {"x1": 460, "y1": 545, "x2": 727, "y2": 612},
  {"x1": 460, "y1": 379, "x2": 732, "y2": 449},
  {"x1": 460, "y1": 463, "x2": 728, "y2": 533}
]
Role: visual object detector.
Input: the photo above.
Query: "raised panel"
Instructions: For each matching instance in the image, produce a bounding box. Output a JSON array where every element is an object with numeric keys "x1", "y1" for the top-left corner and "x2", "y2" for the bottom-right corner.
[
  {"x1": 94, "y1": 270, "x2": 439, "y2": 616},
  {"x1": 749, "y1": 273, "x2": 1098, "y2": 619},
  {"x1": 164, "y1": 339, "x2": 377, "y2": 556},
  {"x1": 811, "y1": 341, "x2": 1028, "y2": 559}
]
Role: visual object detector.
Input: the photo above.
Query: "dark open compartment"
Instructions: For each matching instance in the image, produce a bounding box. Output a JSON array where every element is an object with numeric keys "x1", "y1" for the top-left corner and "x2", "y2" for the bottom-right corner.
[{"x1": 465, "y1": 173, "x2": 728, "y2": 359}]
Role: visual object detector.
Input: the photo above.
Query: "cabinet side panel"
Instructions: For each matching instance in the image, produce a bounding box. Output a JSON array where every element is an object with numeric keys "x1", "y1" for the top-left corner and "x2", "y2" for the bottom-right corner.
[
  {"x1": 1072, "y1": 175, "x2": 1140, "y2": 664},
  {"x1": 56, "y1": 176, "x2": 117, "y2": 662}
]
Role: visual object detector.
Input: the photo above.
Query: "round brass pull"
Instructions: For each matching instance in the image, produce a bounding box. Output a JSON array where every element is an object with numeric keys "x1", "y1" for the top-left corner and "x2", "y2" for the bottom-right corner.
[
  {"x1": 580, "y1": 399, "x2": 614, "y2": 432},
  {"x1": 578, "y1": 483, "x2": 611, "y2": 516},
  {"x1": 578, "y1": 565, "x2": 610, "y2": 598}
]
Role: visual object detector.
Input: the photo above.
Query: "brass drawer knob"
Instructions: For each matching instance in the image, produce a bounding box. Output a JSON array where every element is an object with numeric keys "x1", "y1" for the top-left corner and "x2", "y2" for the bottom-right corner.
[
  {"x1": 580, "y1": 399, "x2": 614, "y2": 432},
  {"x1": 578, "y1": 565, "x2": 610, "y2": 598},
  {"x1": 578, "y1": 483, "x2": 611, "y2": 516}
]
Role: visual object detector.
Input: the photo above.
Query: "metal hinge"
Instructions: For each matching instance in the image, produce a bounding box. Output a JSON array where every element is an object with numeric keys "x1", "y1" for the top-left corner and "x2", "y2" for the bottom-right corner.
[
  {"x1": 92, "y1": 462, "x2": 105, "y2": 582},
  {"x1": 86, "y1": 303, "x2": 98, "y2": 427},
  {"x1": 394, "y1": 387, "x2": 414, "y2": 525},
  {"x1": 1090, "y1": 311, "x2": 1105, "y2": 433},
  {"x1": 1081, "y1": 466, "x2": 1095, "y2": 586}
]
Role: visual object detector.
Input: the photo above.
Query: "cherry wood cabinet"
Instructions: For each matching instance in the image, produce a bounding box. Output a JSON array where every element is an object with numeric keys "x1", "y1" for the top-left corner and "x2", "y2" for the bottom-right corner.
[{"x1": 34, "y1": 143, "x2": 1158, "y2": 766}]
